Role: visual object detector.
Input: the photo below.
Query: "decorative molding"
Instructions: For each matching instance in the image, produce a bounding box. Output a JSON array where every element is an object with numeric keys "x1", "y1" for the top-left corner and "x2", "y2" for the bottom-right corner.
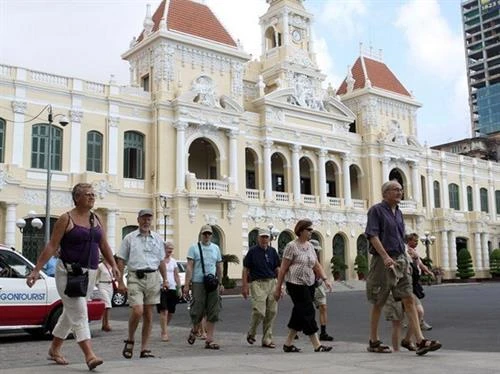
[
  {"x1": 24, "y1": 190, "x2": 72, "y2": 208},
  {"x1": 0, "y1": 169, "x2": 7, "y2": 190},
  {"x1": 70, "y1": 109, "x2": 83, "y2": 123},
  {"x1": 11, "y1": 100, "x2": 27, "y2": 114},
  {"x1": 92, "y1": 179, "x2": 112, "y2": 199},
  {"x1": 108, "y1": 116, "x2": 120, "y2": 127},
  {"x1": 189, "y1": 197, "x2": 198, "y2": 223},
  {"x1": 191, "y1": 75, "x2": 220, "y2": 108},
  {"x1": 231, "y1": 62, "x2": 243, "y2": 98},
  {"x1": 227, "y1": 200, "x2": 237, "y2": 224}
]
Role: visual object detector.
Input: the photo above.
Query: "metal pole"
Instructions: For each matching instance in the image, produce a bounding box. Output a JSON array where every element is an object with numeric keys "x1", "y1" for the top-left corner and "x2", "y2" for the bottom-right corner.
[{"x1": 45, "y1": 106, "x2": 53, "y2": 244}]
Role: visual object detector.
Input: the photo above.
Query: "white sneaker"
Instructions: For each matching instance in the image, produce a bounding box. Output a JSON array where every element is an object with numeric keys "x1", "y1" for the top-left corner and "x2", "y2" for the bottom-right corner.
[{"x1": 420, "y1": 320, "x2": 432, "y2": 331}]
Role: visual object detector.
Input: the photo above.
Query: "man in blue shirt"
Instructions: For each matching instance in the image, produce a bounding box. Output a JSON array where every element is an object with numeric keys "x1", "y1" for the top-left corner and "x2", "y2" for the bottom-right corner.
[
  {"x1": 365, "y1": 180, "x2": 441, "y2": 356},
  {"x1": 183, "y1": 224, "x2": 223, "y2": 350},
  {"x1": 242, "y1": 229, "x2": 280, "y2": 348}
]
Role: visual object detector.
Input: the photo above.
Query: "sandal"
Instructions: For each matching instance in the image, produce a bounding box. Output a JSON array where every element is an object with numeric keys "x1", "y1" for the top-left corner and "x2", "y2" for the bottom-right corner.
[
  {"x1": 367, "y1": 340, "x2": 392, "y2": 353},
  {"x1": 401, "y1": 339, "x2": 417, "y2": 351},
  {"x1": 205, "y1": 341, "x2": 220, "y2": 350},
  {"x1": 140, "y1": 350, "x2": 155, "y2": 358},
  {"x1": 246, "y1": 333, "x2": 256, "y2": 345},
  {"x1": 283, "y1": 344, "x2": 301, "y2": 353},
  {"x1": 86, "y1": 357, "x2": 103, "y2": 371},
  {"x1": 416, "y1": 339, "x2": 442, "y2": 356},
  {"x1": 261, "y1": 342, "x2": 276, "y2": 348},
  {"x1": 188, "y1": 329, "x2": 196, "y2": 345},
  {"x1": 314, "y1": 345, "x2": 333, "y2": 352},
  {"x1": 122, "y1": 340, "x2": 134, "y2": 359},
  {"x1": 47, "y1": 349, "x2": 69, "y2": 365}
]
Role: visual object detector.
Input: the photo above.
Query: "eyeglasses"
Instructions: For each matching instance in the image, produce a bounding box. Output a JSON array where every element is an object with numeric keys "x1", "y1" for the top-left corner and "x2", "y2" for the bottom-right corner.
[
  {"x1": 306, "y1": 228, "x2": 313, "y2": 232},
  {"x1": 390, "y1": 188, "x2": 403, "y2": 193},
  {"x1": 202, "y1": 232, "x2": 212, "y2": 236},
  {"x1": 84, "y1": 193, "x2": 96, "y2": 198}
]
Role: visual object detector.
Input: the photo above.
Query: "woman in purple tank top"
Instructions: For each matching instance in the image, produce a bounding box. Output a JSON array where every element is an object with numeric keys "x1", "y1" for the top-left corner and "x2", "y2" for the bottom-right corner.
[{"x1": 26, "y1": 183, "x2": 120, "y2": 371}]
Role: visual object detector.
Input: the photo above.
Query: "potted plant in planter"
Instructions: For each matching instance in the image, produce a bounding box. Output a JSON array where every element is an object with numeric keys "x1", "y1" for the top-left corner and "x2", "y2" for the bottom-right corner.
[
  {"x1": 354, "y1": 254, "x2": 368, "y2": 280},
  {"x1": 456, "y1": 248, "x2": 475, "y2": 280},
  {"x1": 489, "y1": 248, "x2": 500, "y2": 278},
  {"x1": 330, "y1": 255, "x2": 348, "y2": 280},
  {"x1": 431, "y1": 266, "x2": 444, "y2": 284}
]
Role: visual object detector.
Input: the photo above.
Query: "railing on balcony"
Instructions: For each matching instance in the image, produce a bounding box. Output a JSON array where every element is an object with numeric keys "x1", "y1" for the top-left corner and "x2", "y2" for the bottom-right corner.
[
  {"x1": 352, "y1": 199, "x2": 367, "y2": 209},
  {"x1": 246, "y1": 189, "x2": 261, "y2": 200},
  {"x1": 327, "y1": 197, "x2": 342, "y2": 208},
  {"x1": 399, "y1": 200, "x2": 417, "y2": 210},
  {"x1": 196, "y1": 179, "x2": 229, "y2": 193},
  {"x1": 301, "y1": 195, "x2": 317, "y2": 205},
  {"x1": 273, "y1": 191, "x2": 290, "y2": 203}
]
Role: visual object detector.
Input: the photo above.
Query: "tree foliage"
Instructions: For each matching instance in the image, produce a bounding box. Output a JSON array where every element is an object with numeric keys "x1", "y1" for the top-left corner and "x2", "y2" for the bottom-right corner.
[{"x1": 456, "y1": 248, "x2": 475, "y2": 279}]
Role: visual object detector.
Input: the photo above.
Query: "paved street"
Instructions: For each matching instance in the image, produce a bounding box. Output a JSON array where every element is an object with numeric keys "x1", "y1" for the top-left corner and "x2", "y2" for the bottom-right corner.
[{"x1": 1, "y1": 282, "x2": 500, "y2": 371}]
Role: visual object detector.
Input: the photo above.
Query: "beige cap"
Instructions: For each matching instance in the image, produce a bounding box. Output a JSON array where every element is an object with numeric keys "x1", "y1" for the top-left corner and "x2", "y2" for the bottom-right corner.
[
  {"x1": 258, "y1": 228, "x2": 270, "y2": 237},
  {"x1": 200, "y1": 224, "x2": 213, "y2": 234},
  {"x1": 138, "y1": 208, "x2": 153, "y2": 217},
  {"x1": 310, "y1": 239, "x2": 321, "y2": 251}
]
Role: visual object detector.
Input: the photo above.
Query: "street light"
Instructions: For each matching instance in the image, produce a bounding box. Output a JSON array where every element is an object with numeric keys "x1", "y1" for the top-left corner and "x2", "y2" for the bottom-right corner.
[
  {"x1": 16, "y1": 211, "x2": 43, "y2": 262},
  {"x1": 43, "y1": 105, "x2": 69, "y2": 244},
  {"x1": 420, "y1": 231, "x2": 436, "y2": 260},
  {"x1": 159, "y1": 195, "x2": 170, "y2": 241},
  {"x1": 267, "y1": 223, "x2": 280, "y2": 243}
]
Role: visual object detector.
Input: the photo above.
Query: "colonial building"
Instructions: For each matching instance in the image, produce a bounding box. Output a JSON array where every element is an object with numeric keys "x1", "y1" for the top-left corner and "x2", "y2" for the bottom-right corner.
[{"x1": 0, "y1": 0, "x2": 499, "y2": 280}]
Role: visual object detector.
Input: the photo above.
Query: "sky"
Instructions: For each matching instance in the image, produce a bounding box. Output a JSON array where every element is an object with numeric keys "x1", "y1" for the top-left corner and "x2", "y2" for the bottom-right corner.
[{"x1": 0, "y1": 0, "x2": 470, "y2": 146}]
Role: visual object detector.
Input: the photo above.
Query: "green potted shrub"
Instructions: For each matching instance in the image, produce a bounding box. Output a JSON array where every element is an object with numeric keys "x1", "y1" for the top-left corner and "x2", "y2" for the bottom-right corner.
[
  {"x1": 354, "y1": 254, "x2": 368, "y2": 280},
  {"x1": 456, "y1": 248, "x2": 475, "y2": 279},
  {"x1": 330, "y1": 255, "x2": 348, "y2": 280},
  {"x1": 221, "y1": 254, "x2": 239, "y2": 289},
  {"x1": 489, "y1": 248, "x2": 500, "y2": 278}
]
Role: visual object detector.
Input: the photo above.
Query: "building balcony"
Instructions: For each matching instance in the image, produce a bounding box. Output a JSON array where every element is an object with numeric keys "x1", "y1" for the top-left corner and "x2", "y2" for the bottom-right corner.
[{"x1": 186, "y1": 176, "x2": 230, "y2": 197}]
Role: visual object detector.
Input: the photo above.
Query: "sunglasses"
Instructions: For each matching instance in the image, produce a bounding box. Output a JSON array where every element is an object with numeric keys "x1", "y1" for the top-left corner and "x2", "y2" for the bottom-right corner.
[
  {"x1": 202, "y1": 232, "x2": 212, "y2": 236},
  {"x1": 306, "y1": 228, "x2": 313, "y2": 232}
]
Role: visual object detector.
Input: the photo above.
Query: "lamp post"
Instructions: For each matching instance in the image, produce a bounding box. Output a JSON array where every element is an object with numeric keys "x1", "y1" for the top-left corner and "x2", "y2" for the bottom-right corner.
[
  {"x1": 16, "y1": 211, "x2": 43, "y2": 263},
  {"x1": 420, "y1": 231, "x2": 436, "y2": 260},
  {"x1": 267, "y1": 223, "x2": 280, "y2": 243},
  {"x1": 43, "y1": 105, "x2": 69, "y2": 244}
]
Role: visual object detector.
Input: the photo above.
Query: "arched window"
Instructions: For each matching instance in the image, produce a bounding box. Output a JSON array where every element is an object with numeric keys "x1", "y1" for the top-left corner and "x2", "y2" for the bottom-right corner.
[
  {"x1": 248, "y1": 228, "x2": 258, "y2": 249},
  {"x1": 332, "y1": 234, "x2": 347, "y2": 280},
  {"x1": 86, "y1": 131, "x2": 103, "y2": 172},
  {"x1": 480, "y1": 188, "x2": 489, "y2": 213},
  {"x1": 123, "y1": 131, "x2": 144, "y2": 179},
  {"x1": 449, "y1": 183, "x2": 460, "y2": 210},
  {"x1": 0, "y1": 118, "x2": 5, "y2": 163},
  {"x1": 496, "y1": 190, "x2": 500, "y2": 215},
  {"x1": 31, "y1": 123, "x2": 63, "y2": 170},
  {"x1": 421, "y1": 175, "x2": 426, "y2": 207},
  {"x1": 467, "y1": 186, "x2": 473, "y2": 211},
  {"x1": 433, "y1": 181, "x2": 441, "y2": 208},
  {"x1": 277, "y1": 231, "x2": 293, "y2": 258}
]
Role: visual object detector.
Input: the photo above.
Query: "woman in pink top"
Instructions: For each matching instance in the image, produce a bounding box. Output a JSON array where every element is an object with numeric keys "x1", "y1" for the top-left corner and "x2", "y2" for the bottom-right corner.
[{"x1": 274, "y1": 219, "x2": 332, "y2": 353}]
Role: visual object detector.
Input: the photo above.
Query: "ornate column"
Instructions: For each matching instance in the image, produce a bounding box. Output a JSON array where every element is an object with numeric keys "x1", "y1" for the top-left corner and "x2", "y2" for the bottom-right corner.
[
  {"x1": 482, "y1": 232, "x2": 490, "y2": 270},
  {"x1": 474, "y1": 232, "x2": 482, "y2": 271},
  {"x1": 410, "y1": 161, "x2": 420, "y2": 204},
  {"x1": 227, "y1": 129, "x2": 239, "y2": 193},
  {"x1": 472, "y1": 160, "x2": 480, "y2": 211},
  {"x1": 441, "y1": 170, "x2": 449, "y2": 209},
  {"x1": 263, "y1": 140, "x2": 273, "y2": 201},
  {"x1": 174, "y1": 121, "x2": 188, "y2": 192},
  {"x1": 341, "y1": 153, "x2": 352, "y2": 207},
  {"x1": 11, "y1": 101, "x2": 27, "y2": 166},
  {"x1": 441, "y1": 230, "x2": 450, "y2": 270},
  {"x1": 291, "y1": 144, "x2": 301, "y2": 204},
  {"x1": 449, "y1": 230, "x2": 457, "y2": 271},
  {"x1": 426, "y1": 164, "x2": 434, "y2": 211},
  {"x1": 317, "y1": 149, "x2": 327, "y2": 205},
  {"x1": 69, "y1": 109, "x2": 83, "y2": 173},
  {"x1": 106, "y1": 209, "x2": 118, "y2": 254},
  {"x1": 283, "y1": 7, "x2": 290, "y2": 45},
  {"x1": 107, "y1": 116, "x2": 119, "y2": 175},
  {"x1": 4, "y1": 203, "x2": 17, "y2": 248},
  {"x1": 460, "y1": 170, "x2": 468, "y2": 212},
  {"x1": 381, "y1": 156, "x2": 389, "y2": 183},
  {"x1": 488, "y1": 175, "x2": 495, "y2": 221}
]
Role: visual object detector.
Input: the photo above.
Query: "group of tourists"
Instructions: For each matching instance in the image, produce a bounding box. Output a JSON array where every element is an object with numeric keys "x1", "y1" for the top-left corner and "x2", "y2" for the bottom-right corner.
[{"x1": 25, "y1": 179, "x2": 441, "y2": 370}]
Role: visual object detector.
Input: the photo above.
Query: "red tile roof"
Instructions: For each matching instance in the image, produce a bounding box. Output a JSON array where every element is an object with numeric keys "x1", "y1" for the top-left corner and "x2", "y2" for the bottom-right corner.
[
  {"x1": 337, "y1": 56, "x2": 411, "y2": 97},
  {"x1": 136, "y1": 0, "x2": 237, "y2": 47}
]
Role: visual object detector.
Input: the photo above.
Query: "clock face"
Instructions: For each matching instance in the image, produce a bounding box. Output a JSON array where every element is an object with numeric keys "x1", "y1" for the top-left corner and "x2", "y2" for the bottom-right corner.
[{"x1": 292, "y1": 29, "x2": 301, "y2": 42}]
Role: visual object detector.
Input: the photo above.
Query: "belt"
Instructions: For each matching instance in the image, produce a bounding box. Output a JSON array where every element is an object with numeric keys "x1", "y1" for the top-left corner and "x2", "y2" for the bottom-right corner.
[
  {"x1": 131, "y1": 269, "x2": 157, "y2": 273},
  {"x1": 253, "y1": 278, "x2": 275, "y2": 282},
  {"x1": 99, "y1": 281, "x2": 113, "y2": 284}
]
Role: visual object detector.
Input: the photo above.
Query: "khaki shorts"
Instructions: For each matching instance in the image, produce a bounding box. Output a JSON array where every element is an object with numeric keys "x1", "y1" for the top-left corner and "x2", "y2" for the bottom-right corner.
[
  {"x1": 313, "y1": 282, "x2": 327, "y2": 307},
  {"x1": 383, "y1": 294, "x2": 404, "y2": 321},
  {"x1": 366, "y1": 254, "x2": 413, "y2": 306},
  {"x1": 189, "y1": 282, "x2": 221, "y2": 324},
  {"x1": 127, "y1": 271, "x2": 161, "y2": 306}
]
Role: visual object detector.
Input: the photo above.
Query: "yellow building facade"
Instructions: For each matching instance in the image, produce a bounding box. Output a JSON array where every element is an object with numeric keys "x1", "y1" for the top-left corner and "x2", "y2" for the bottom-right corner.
[{"x1": 0, "y1": 0, "x2": 499, "y2": 280}]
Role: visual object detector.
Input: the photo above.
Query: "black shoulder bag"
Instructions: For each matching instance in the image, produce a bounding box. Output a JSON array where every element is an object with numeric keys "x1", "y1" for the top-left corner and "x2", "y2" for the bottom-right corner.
[
  {"x1": 64, "y1": 213, "x2": 94, "y2": 298},
  {"x1": 198, "y1": 242, "x2": 219, "y2": 293}
]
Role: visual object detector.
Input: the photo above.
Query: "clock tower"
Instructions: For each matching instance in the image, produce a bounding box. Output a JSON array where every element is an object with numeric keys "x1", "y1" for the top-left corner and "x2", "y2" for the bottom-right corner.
[{"x1": 258, "y1": 0, "x2": 325, "y2": 97}]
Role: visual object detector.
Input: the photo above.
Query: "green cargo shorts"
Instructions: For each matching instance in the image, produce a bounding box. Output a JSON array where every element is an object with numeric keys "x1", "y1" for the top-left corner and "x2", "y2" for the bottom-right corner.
[
  {"x1": 366, "y1": 254, "x2": 413, "y2": 306},
  {"x1": 189, "y1": 282, "x2": 221, "y2": 324}
]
